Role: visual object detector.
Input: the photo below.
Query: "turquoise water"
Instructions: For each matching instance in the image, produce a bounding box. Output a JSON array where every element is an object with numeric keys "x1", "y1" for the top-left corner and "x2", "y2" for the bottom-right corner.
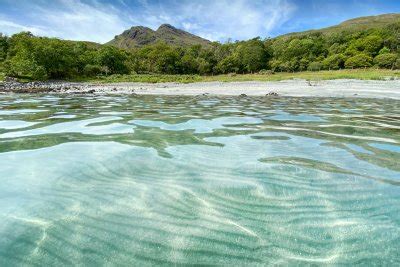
[{"x1": 0, "y1": 94, "x2": 399, "y2": 265}]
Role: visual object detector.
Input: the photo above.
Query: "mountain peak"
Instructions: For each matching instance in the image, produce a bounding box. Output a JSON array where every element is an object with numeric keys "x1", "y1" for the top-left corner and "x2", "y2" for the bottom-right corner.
[
  {"x1": 122, "y1": 26, "x2": 153, "y2": 37},
  {"x1": 108, "y1": 24, "x2": 211, "y2": 49},
  {"x1": 157, "y1": 24, "x2": 176, "y2": 31}
]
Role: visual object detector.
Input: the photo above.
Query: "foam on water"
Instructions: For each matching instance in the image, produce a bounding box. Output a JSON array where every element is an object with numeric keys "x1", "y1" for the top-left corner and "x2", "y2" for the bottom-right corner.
[{"x1": 0, "y1": 94, "x2": 399, "y2": 265}]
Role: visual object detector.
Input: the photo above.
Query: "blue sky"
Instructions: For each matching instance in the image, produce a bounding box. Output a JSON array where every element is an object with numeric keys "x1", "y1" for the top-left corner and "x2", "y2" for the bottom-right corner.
[{"x1": 0, "y1": 0, "x2": 399, "y2": 43}]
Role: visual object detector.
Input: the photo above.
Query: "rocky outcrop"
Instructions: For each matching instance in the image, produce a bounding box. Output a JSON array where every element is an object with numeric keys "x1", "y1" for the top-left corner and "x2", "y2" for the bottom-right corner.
[{"x1": 107, "y1": 24, "x2": 211, "y2": 48}]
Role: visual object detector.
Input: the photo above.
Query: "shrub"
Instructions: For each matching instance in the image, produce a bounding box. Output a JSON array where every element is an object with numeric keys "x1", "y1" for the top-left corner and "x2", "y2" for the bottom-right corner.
[
  {"x1": 299, "y1": 58, "x2": 309, "y2": 71},
  {"x1": 378, "y1": 47, "x2": 391, "y2": 55},
  {"x1": 308, "y1": 62, "x2": 323, "y2": 71},
  {"x1": 373, "y1": 53, "x2": 397, "y2": 69},
  {"x1": 269, "y1": 59, "x2": 283, "y2": 72},
  {"x1": 322, "y1": 54, "x2": 345, "y2": 70},
  {"x1": 345, "y1": 53, "x2": 373, "y2": 68},
  {"x1": 259, "y1": 69, "x2": 274, "y2": 75},
  {"x1": 83, "y1": 64, "x2": 102, "y2": 77},
  {"x1": 32, "y1": 66, "x2": 47, "y2": 80},
  {"x1": 5, "y1": 57, "x2": 48, "y2": 80},
  {"x1": 395, "y1": 59, "x2": 400, "y2": 70}
]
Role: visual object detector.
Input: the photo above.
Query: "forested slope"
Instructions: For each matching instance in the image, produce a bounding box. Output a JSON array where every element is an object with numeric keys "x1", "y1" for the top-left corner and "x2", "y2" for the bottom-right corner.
[{"x1": 0, "y1": 13, "x2": 399, "y2": 80}]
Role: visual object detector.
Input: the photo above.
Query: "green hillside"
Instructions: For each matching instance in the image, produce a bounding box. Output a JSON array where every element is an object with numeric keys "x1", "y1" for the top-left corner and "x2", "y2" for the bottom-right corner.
[
  {"x1": 281, "y1": 13, "x2": 400, "y2": 38},
  {"x1": 1, "y1": 13, "x2": 400, "y2": 81}
]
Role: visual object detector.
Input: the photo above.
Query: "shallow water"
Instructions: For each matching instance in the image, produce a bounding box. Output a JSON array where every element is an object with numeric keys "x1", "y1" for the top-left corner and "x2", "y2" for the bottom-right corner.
[{"x1": 0, "y1": 94, "x2": 399, "y2": 265}]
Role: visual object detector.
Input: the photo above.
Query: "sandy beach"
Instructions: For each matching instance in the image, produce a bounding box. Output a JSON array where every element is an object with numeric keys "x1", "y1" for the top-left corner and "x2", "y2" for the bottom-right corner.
[{"x1": 1, "y1": 79, "x2": 400, "y2": 99}]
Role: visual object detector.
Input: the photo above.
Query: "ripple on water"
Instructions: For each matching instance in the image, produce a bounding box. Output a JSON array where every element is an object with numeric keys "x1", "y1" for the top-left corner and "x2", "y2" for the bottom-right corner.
[
  {"x1": 0, "y1": 95, "x2": 399, "y2": 265},
  {"x1": 0, "y1": 120, "x2": 38, "y2": 129}
]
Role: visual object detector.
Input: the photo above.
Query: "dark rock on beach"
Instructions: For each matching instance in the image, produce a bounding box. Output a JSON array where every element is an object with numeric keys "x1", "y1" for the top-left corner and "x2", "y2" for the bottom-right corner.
[
  {"x1": 266, "y1": 92, "x2": 279, "y2": 96},
  {"x1": 0, "y1": 80, "x2": 95, "y2": 94}
]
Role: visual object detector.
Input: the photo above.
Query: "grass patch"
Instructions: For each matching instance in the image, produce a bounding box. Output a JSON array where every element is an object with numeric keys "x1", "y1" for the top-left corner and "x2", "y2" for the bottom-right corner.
[
  {"x1": 78, "y1": 69, "x2": 400, "y2": 84},
  {"x1": 8, "y1": 69, "x2": 400, "y2": 84},
  {"x1": 82, "y1": 74, "x2": 203, "y2": 84},
  {"x1": 202, "y1": 69, "x2": 400, "y2": 83},
  {"x1": 0, "y1": 72, "x2": 4, "y2": 81}
]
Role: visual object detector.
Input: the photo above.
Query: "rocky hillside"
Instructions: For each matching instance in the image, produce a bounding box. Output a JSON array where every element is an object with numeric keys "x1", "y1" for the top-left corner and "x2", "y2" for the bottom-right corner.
[{"x1": 107, "y1": 24, "x2": 211, "y2": 48}]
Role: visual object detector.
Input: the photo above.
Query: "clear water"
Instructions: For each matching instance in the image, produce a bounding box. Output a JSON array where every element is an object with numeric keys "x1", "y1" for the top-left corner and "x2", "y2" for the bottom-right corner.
[{"x1": 0, "y1": 94, "x2": 399, "y2": 265}]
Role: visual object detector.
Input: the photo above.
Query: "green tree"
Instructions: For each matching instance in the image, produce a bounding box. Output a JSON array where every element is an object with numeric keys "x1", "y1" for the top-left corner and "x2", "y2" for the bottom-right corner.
[
  {"x1": 363, "y1": 35, "x2": 383, "y2": 55},
  {"x1": 4, "y1": 32, "x2": 48, "y2": 79},
  {"x1": 308, "y1": 61, "x2": 323, "y2": 71},
  {"x1": 33, "y1": 39, "x2": 77, "y2": 78},
  {"x1": 285, "y1": 38, "x2": 312, "y2": 59},
  {"x1": 5, "y1": 56, "x2": 47, "y2": 80},
  {"x1": 237, "y1": 38, "x2": 267, "y2": 73},
  {"x1": 215, "y1": 54, "x2": 240, "y2": 74},
  {"x1": 378, "y1": 47, "x2": 391, "y2": 55},
  {"x1": 328, "y1": 43, "x2": 347, "y2": 55},
  {"x1": 269, "y1": 59, "x2": 283, "y2": 72},
  {"x1": 83, "y1": 64, "x2": 102, "y2": 76},
  {"x1": 180, "y1": 53, "x2": 199, "y2": 74},
  {"x1": 373, "y1": 53, "x2": 397, "y2": 68},
  {"x1": 298, "y1": 58, "x2": 310, "y2": 71},
  {"x1": 322, "y1": 54, "x2": 345, "y2": 70},
  {"x1": 197, "y1": 58, "x2": 212, "y2": 75},
  {"x1": 345, "y1": 53, "x2": 373, "y2": 68},
  {"x1": 137, "y1": 42, "x2": 182, "y2": 74},
  {"x1": 355, "y1": 35, "x2": 383, "y2": 56},
  {"x1": 395, "y1": 59, "x2": 400, "y2": 70},
  {"x1": 97, "y1": 46, "x2": 129, "y2": 75},
  {"x1": 0, "y1": 33, "x2": 8, "y2": 62}
]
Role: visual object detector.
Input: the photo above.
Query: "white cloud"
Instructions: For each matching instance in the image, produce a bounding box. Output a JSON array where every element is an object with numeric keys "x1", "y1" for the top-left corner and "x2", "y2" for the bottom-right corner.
[
  {"x1": 35, "y1": 0, "x2": 130, "y2": 42},
  {"x1": 129, "y1": 0, "x2": 297, "y2": 41},
  {"x1": 0, "y1": 0, "x2": 297, "y2": 43},
  {"x1": 0, "y1": 19, "x2": 46, "y2": 36},
  {"x1": 1, "y1": 0, "x2": 128, "y2": 43}
]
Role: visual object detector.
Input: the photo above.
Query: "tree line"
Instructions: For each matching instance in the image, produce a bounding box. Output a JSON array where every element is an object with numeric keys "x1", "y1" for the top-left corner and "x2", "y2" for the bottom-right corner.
[{"x1": 0, "y1": 22, "x2": 400, "y2": 80}]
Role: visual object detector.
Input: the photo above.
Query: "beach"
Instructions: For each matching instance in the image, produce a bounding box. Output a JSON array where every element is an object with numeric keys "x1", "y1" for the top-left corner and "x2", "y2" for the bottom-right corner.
[{"x1": 1, "y1": 79, "x2": 399, "y2": 99}]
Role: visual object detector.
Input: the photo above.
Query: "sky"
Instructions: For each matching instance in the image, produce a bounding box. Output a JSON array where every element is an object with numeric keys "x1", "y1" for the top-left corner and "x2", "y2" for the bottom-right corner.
[{"x1": 0, "y1": 0, "x2": 400, "y2": 43}]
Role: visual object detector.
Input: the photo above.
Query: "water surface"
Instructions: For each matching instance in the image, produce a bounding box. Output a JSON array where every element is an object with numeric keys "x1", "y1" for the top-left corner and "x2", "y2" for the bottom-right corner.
[{"x1": 0, "y1": 94, "x2": 399, "y2": 265}]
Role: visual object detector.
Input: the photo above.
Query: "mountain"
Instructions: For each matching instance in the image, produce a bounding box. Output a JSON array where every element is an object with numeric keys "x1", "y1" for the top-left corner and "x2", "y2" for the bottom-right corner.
[
  {"x1": 280, "y1": 13, "x2": 400, "y2": 38},
  {"x1": 108, "y1": 14, "x2": 400, "y2": 49},
  {"x1": 107, "y1": 24, "x2": 211, "y2": 49}
]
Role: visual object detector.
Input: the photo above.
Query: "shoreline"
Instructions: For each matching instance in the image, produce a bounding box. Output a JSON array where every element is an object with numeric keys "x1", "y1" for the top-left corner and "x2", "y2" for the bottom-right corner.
[{"x1": 1, "y1": 79, "x2": 399, "y2": 99}]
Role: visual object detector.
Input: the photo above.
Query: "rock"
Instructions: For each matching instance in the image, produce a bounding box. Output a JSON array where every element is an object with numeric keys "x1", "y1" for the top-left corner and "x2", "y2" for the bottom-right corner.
[
  {"x1": 239, "y1": 94, "x2": 247, "y2": 97},
  {"x1": 4, "y1": 76, "x2": 18, "y2": 83},
  {"x1": 87, "y1": 89, "x2": 96, "y2": 94},
  {"x1": 266, "y1": 92, "x2": 279, "y2": 96}
]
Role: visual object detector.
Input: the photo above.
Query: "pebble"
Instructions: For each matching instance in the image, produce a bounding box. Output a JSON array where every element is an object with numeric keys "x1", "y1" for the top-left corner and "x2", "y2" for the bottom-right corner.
[{"x1": 0, "y1": 79, "x2": 97, "y2": 94}]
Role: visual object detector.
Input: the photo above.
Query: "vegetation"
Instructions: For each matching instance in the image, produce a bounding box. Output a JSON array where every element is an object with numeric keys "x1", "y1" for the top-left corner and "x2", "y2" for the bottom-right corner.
[
  {"x1": 84, "y1": 74, "x2": 202, "y2": 83},
  {"x1": 0, "y1": 14, "x2": 399, "y2": 82},
  {"x1": 82, "y1": 69, "x2": 400, "y2": 84}
]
